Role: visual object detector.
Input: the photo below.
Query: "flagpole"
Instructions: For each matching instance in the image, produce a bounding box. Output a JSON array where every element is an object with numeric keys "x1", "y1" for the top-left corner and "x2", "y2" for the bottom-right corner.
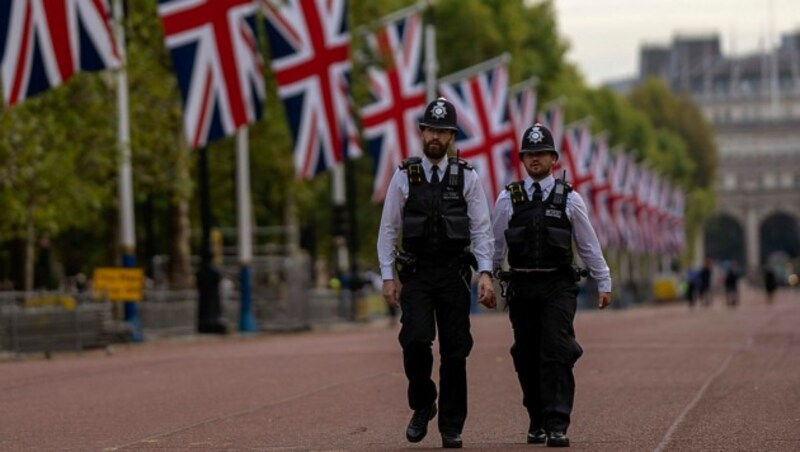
[
  {"x1": 332, "y1": 163, "x2": 349, "y2": 318},
  {"x1": 113, "y1": 0, "x2": 142, "y2": 342},
  {"x1": 437, "y1": 53, "x2": 511, "y2": 85},
  {"x1": 236, "y1": 127, "x2": 257, "y2": 332},
  {"x1": 425, "y1": 23, "x2": 437, "y2": 102}
]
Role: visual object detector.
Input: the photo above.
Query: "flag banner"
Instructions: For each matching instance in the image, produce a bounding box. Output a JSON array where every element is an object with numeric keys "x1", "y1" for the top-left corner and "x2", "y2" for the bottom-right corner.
[
  {"x1": 262, "y1": 0, "x2": 360, "y2": 179},
  {"x1": 438, "y1": 53, "x2": 516, "y2": 203},
  {"x1": 625, "y1": 162, "x2": 650, "y2": 253},
  {"x1": 555, "y1": 119, "x2": 593, "y2": 195},
  {"x1": 535, "y1": 99, "x2": 564, "y2": 153},
  {"x1": 643, "y1": 169, "x2": 660, "y2": 253},
  {"x1": 670, "y1": 186, "x2": 686, "y2": 254},
  {"x1": 360, "y1": 4, "x2": 426, "y2": 203},
  {"x1": 632, "y1": 163, "x2": 650, "y2": 253},
  {"x1": 657, "y1": 177, "x2": 673, "y2": 254},
  {"x1": 586, "y1": 133, "x2": 614, "y2": 248},
  {"x1": 507, "y1": 77, "x2": 537, "y2": 181},
  {"x1": 621, "y1": 153, "x2": 641, "y2": 251},
  {"x1": 0, "y1": 0, "x2": 120, "y2": 106},
  {"x1": 158, "y1": 0, "x2": 265, "y2": 149},
  {"x1": 606, "y1": 148, "x2": 629, "y2": 251}
]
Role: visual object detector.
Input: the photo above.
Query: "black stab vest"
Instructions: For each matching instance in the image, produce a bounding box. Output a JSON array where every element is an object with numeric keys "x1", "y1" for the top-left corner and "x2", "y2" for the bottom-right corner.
[
  {"x1": 400, "y1": 157, "x2": 471, "y2": 260},
  {"x1": 505, "y1": 179, "x2": 574, "y2": 269}
]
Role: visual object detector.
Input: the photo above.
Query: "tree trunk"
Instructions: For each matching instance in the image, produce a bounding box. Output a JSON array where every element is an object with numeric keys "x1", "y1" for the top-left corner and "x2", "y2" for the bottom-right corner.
[
  {"x1": 24, "y1": 201, "x2": 34, "y2": 293},
  {"x1": 168, "y1": 144, "x2": 193, "y2": 290},
  {"x1": 169, "y1": 197, "x2": 192, "y2": 289}
]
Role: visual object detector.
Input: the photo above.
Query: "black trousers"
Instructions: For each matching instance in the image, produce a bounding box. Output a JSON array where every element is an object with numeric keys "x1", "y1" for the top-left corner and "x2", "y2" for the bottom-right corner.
[
  {"x1": 398, "y1": 263, "x2": 473, "y2": 434},
  {"x1": 507, "y1": 272, "x2": 582, "y2": 433}
]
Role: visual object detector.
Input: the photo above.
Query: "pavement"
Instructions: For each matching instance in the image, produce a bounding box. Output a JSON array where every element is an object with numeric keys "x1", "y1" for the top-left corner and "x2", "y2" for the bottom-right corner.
[{"x1": 1, "y1": 286, "x2": 799, "y2": 451}]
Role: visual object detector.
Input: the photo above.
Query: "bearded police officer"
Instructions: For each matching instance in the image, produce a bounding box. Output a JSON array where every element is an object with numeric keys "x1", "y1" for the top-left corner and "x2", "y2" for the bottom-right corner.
[
  {"x1": 378, "y1": 97, "x2": 496, "y2": 448},
  {"x1": 492, "y1": 123, "x2": 611, "y2": 447}
]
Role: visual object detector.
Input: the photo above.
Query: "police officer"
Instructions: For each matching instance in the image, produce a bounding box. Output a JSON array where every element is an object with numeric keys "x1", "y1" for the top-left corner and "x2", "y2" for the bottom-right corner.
[
  {"x1": 377, "y1": 97, "x2": 496, "y2": 449},
  {"x1": 492, "y1": 123, "x2": 611, "y2": 447}
]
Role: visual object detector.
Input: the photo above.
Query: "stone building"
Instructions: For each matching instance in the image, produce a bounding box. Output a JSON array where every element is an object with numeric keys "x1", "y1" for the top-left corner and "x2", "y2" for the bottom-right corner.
[{"x1": 639, "y1": 31, "x2": 800, "y2": 279}]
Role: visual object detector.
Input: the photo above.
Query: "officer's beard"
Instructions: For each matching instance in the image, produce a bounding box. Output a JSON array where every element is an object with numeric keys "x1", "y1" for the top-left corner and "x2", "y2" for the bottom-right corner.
[
  {"x1": 423, "y1": 139, "x2": 449, "y2": 161},
  {"x1": 524, "y1": 159, "x2": 554, "y2": 180}
]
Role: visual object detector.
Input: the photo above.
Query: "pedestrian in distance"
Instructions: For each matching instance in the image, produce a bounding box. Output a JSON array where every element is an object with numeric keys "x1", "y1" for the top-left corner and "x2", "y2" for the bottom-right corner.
[
  {"x1": 723, "y1": 261, "x2": 741, "y2": 307},
  {"x1": 764, "y1": 266, "x2": 778, "y2": 304},
  {"x1": 377, "y1": 97, "x2": 497, "y2": 449},
  {"x1": 698, "y1": 257, "x2": 713, "y2": 307},
  {"x1": 492, "y1": 123, "x2": 611, "y2": 448},
  {"x1": 685, "y1": 267, "x2": 700, "y2": 308}
]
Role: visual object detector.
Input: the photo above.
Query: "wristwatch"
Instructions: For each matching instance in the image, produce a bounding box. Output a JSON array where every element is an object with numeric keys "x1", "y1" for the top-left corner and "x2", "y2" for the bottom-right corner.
[{"x1": 479, "y1": 270, "x2": 493, "y2": 279}]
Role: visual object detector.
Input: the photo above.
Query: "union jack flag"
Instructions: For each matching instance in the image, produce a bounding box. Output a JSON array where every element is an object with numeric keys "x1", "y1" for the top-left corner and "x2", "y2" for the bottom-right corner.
[
  {"x1": 158, "y1": 0, "x2": 264, "y2": 149},
  {"x1": 669, "y1": 186, "x2": 686, "y2": 254},
  {"x1": 586, "y1": 133, "x2": 614, "y2": 248},
  {"x1": 262, "y1": 0, "x2": 360, "y2": 179},
  {"x1": 360, "y1": 6, "x2": 426, "y2": 203},
  {"x1": 637, "y1": 168, "x2": 657, "y2": 252},
  {"x1": 0, "y1": 0, "x2": 120, "y2": 106},
  {"x1": 607, "y1": 150, "x2": 632, "y2": 250},
  {"x1": 507, "y1": 78, "x2": 537, "y2": 180},
  {"x1": 535, "y1": 100, "x2": 564, "y2": 152},
  {"x1": 657, "y1": 178, "x2": 673, "y2": 253},
  {"x1": 556, "y1": 120, "x2": 593, "y2": 195},
  {"x1": 621, "y1": 157, "x2": 641, "y2": 251},
  {"x1": 439, "y1": 55, "x2": 516, "y2": 203}
]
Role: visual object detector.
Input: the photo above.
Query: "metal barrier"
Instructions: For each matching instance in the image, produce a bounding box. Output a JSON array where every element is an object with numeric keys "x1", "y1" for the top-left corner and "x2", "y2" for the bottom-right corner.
[{"x1": 0, "y1": 291, "x2": 122, "y2": 357}]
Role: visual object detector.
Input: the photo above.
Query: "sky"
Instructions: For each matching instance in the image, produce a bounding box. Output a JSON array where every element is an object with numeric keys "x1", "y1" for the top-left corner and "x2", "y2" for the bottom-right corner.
[{"x1": 554, "y1": 0, "x2": 800, "y2": 85}]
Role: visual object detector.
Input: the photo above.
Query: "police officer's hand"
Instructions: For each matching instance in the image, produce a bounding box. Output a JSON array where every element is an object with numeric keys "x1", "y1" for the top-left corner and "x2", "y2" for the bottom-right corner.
[
  {"x1": 383, "y1": 279, "x2": 401, "y2": 308},
  {"x1": 477, "y1": 273, "x2": 496, "y2": 309},
  {"x1": 598, "y1": 292, "x2": 611, "y2": 309}
]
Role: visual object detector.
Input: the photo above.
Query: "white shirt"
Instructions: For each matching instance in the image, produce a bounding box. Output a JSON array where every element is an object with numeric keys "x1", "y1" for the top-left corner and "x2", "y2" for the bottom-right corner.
[
  {"x1": 377, "y1": 157, "x2": 495, "y2": 280},
  {"x1": 492, "y1": 174, "x2": 612, "y2": 293}
]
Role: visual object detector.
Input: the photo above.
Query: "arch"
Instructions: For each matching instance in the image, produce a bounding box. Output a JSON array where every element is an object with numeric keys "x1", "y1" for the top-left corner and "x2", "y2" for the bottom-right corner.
[
  {"x1": 704, "y1": 213, "x2": 745, "y2": 264},
  {"x1": 760, "y1": 212, "x2": 800, "y2": 265}
]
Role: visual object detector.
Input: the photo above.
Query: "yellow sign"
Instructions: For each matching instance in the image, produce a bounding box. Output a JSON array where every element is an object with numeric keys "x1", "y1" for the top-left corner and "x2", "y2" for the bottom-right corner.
[{"x1": 92, "y1": 267, "x2": 144, "y2": 302}]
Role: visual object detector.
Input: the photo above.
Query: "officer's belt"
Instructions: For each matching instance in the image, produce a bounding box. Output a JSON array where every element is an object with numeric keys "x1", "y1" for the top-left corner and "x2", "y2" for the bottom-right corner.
[
  {"x1": 509, "y1": 267, "x2": 570, "y2": 280},
  {"x1": 414, "y1": 255, "x2": 466, "y2": 268}
]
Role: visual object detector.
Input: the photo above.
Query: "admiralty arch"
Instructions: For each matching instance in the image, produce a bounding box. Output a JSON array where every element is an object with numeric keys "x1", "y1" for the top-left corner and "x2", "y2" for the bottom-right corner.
[{"x1": 639, "y1": 31, "x2": 800, "y2": 279}]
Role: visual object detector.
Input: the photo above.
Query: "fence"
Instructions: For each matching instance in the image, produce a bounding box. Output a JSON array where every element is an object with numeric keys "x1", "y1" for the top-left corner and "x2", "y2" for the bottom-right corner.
[{"x1": 0, "y1": 292, "x2": 125, "y2": 358}]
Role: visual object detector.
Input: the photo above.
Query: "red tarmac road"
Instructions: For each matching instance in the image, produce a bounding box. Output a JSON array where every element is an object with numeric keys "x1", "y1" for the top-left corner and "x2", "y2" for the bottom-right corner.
[{"x1": 1, "y1": 287, "x2": 799, "y2": 451}]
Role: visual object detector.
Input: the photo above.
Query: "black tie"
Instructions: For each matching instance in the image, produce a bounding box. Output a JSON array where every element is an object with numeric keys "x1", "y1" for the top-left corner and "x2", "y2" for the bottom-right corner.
[
  {"x1": 431, "y1": 165, "x2": 440, "y2": 185},
  {"x1": 532, "y1": 182, "x2": 543, "y2": 204}
]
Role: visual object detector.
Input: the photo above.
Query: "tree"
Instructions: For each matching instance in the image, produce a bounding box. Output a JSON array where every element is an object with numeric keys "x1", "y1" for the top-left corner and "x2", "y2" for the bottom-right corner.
[{"x1": 0, "y1": 75, "x2": 117, "y2": 290}]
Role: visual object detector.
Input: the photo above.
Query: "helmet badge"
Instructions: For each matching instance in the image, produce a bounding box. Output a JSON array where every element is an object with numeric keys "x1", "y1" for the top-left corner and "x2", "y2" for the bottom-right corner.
[
  {"x1": 527, "y1": 126, "x2": 544, "y2": 144},
  {"x1": 430, "y1": 101, "x2": 448, "y2": 120}
]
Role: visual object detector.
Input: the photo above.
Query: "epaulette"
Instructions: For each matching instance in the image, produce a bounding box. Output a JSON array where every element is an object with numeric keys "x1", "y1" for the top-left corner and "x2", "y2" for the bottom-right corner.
[
  {"x1": 400, "y1": 157, "x2": 424, "y2": 184},
  {"x1": 506, "y1": 181, "x2": 527, "y2": 205},
  {"x1": 448, "y1": 156, "x2": 474, "y2": 170}
]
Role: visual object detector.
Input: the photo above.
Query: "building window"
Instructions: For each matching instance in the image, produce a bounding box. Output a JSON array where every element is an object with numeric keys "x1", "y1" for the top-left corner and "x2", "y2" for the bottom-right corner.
[
  {"x1": 780, "y1": 172, "x2": 794, "y2": 188},
  {"x1": 763, "y1": 172, "x2": 777, "y2": 188},
  {"x1": 723, "y1": 172, "x2": 737, "y2": 190}
]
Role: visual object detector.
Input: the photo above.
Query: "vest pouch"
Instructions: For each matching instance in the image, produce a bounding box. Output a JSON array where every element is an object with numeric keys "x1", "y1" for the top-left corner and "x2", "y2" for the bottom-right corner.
[
  {"x1": 504, "y1": 226, "x2": 527, "y2": 246},
  {"x1": 442, "y1": 215, "x2": 470, "y2": 240},
  {"x1": 402, "y1": 216, "x2": 427, "y2": 239},
  {"x1": 546, "y1": 226, "x2": 571, "y2": 250}
]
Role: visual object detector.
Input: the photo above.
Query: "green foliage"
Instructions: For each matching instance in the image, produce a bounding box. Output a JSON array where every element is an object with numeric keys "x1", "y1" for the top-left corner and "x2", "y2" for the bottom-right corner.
[
  {"x1": 0, "y1": 73, "x2": 117, "y2": 241},
  {"x1": 629, "y1": 78, "x2": 717, "y2": 189}
]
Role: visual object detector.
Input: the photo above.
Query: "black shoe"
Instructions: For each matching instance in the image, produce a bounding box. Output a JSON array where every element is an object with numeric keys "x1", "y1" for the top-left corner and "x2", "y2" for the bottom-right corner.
[
  {"x1": 406, "y1": 403, "x2": 437, "y2": 443},
  {"x1": 546, "y1": 431, "x2": 570, "y2": 447},
  {"x1": 527, "y1": 428, "x2": 546, "y2": 444},
  {"x1": 441, "y1": 432, "x2": 462, "y2": 448}
]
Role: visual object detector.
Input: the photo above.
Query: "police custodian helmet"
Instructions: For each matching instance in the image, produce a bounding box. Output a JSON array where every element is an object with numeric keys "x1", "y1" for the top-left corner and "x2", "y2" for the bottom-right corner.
[
  {"x1": 419, "y1": 97, "x2": 458, "y2": 131},
  {"x1": 519, "y1": 123, "x2": 558, "y2": 160}
]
